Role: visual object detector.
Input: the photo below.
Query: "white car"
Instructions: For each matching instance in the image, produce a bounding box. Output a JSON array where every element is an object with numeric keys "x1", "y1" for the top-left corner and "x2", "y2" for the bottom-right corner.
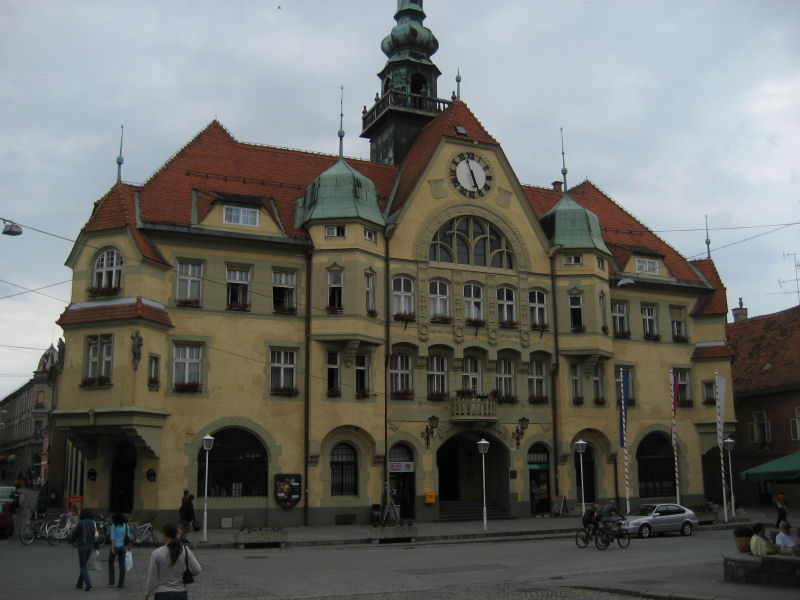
[{"x1": 622, "y1": 503, "x2": 699, "y2": 538}]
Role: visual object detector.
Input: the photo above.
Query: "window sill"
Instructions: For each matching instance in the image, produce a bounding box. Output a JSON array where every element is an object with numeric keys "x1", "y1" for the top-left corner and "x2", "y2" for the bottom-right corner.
[
  {"x1": 391, "y1": 391, "x2": 414, "y2": 400},
  {"x1": 176, "y1": 299, "x2": 202, "y2": 308},
  {"x1": 174, "y1": 384, "x2": 202, "y2": 393},
  {"x1": 227, "y1": 304, "x2": 251, "y2": 311},
  {"x1": 529, "y1": 395, "x2": 548, "y2": 405},
  {"x1": 643, "y1": 334, "x2": 662, "y2": 342},
  {"x1": 80, "y1": 382, "x2": 112, "y2": 390},
  {"x1": 499, "y1": 321, "x2": 518, "y2": 329},
  {"x1": 271, "y1": 387, "x2": 299, "y2": 397},
  {"x1": 87, "y1": 287, "x2": 120, "y2": 298},
  {"x1": 273, "y1": 307, "x2": 297, "y2": 315}
]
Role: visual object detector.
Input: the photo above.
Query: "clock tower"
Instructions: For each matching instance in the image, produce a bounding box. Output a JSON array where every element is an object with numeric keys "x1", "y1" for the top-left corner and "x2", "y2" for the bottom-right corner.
[{"x1": 360, "y1": 0, "x2": 451, "y2": 165}]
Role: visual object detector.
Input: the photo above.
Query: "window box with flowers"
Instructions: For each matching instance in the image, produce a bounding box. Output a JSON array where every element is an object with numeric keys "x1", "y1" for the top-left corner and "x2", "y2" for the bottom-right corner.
[
  {"x1": 499, "y1": 320, "x2": 518, "y2": 329},
  {"x1": 148, "y1": 377, "x2": 160, "y2": 391},
  {"x1": 391, "y1": 389, "x2": 414, "y2": 400},
  {"x1": 465, "y1": 318, "x2": 485, "y2": 328},
  {"x1": 571, "y1": 325, "x2": 586, "y2": 333},
  {"x1": 326, "y1": 305, "x2": 343, "y2": 314},
  {"x1": 327, "y1": 388, "x2": 341, "y2": 398},
  {"x1": 88, "y1": 286, "x2": 120, "y2": 298},
  {"x1": 672, "y1": 334, "x2": 689, "y2": 344},
  {"x1": 427, "y1": 391, "x2": 449, "y2": 402},
  {"x1": 529, "y1": 394, "x2": 548, "y2": 405},
  {"x1": 594, "y1": 397, "x2": 606, "y2": 406},
  {"x1": 174, "y1": 381, "x2": 201, "y2": 393},
  {"x1": 531, "y1": 323, "x2": 550, "y2": 332},
  {"x1": 271, "y1": 386, "x2": 299, "y2": 397},
  {"x1": 355, "y1": 389, "x2": 370, "y2": 399},
  {"x1": 617, "y1": 397, "x2": 636, "y2": 408},
  {"x1": 643, "y1": 333, "x2": 661, "y2": 342},
  {"x1": 455, "y1": 388, "x2": 476, "y2": 399},
  {"x1": 393, "y1": 312, "x2": 416, "y2": 322},
  {"x1": 274, "y1": 305, "x2": 297, "y2": 315},
  {"x1": 227, "y1": 302, "x2": 250, "y2": 311},
  {"x1": 176, "y1": 298, "x2": 201, "y2": 308},
  {"x1": 614, "y1": 331, "x2": 631, "y2": 339},
  {"x1": 367, "y1": 308, "x2": 379, "y2": 318},
  {"x1": 601, "y1": 325, "x2": 610, "y2": 335},
  {"x1": 430, "y1": 314, "x2": 452, "y2": 325},
  {"x1": 572, "y1": 396, "x2": 585, "y2": 406},
  {"x1": 677, "y1": 399, "x2": 694, "y2": 408},
  {"x1": 81, "y1": 376, "x2": 111, "y2": 388},
  {"x1": 491, "y1": 390, "x2": 518, "y2": 404}
]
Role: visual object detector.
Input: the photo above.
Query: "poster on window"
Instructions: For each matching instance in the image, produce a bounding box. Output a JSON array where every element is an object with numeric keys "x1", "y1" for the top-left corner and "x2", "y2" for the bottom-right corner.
[{"x1": 274, "y1": 474, "x2": 302, "y2": 510}]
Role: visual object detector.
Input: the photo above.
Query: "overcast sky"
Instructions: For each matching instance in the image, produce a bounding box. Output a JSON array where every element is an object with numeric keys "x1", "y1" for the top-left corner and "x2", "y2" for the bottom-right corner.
[{"x1": 1, "y1": 0, "x2": 798, "y2": 399}]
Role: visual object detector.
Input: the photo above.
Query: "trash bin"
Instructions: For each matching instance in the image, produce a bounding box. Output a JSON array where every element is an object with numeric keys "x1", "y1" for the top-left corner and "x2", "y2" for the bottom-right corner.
[{"x1": 424, "y1": 492, "x2": 436, "y2": 504}]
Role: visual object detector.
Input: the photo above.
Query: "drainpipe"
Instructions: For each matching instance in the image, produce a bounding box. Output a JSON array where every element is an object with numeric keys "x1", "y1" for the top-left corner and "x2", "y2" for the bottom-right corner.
[
  {"x1": 549, "y1": 254, "x2": 561, "y2": 497},
  {"x1": 303, "y1": 247, "x2": 312, "y2": 526},
  {"x1": 383, "y1": 226, "x2": 394, "y2": 505}
]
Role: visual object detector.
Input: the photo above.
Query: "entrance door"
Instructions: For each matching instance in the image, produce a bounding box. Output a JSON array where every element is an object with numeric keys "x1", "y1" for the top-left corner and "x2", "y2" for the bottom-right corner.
[
  {"x1": 574, "y1": 444, "x2": 595, "y2": 505},
  {"x1": 528, "y1": 444, "x2": 550, "y2": 515},
  {"x1": 389, "y1": 443, "x2": 415, "y2": 518},
  {"x1": 437, "y1": 433, "x2": 509, "y2": 507},
  {"x1": 110, "y1": 442, "x2": 137, "y2": 513}
]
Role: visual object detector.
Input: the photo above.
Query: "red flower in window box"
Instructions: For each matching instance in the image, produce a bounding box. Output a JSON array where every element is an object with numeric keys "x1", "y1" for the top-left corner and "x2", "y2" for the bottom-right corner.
[
  {"x1": 677, "y1": 399, "x2": 694, "y2": 408},
  {"x1": 327, "y1": 388, "x2": 341, "y2": 398},
  {"x1": 271, "y1": 386, "x2": 299, "y2": 397},
  {"x1": 355, "y1": 389, "x2": 370, "y2": 399},
  {"x1": 367, "y1": 308, "x2": 379, "y2": 318},
  {"x1": 571, "y1": 325, "x2": 586, "y2": 333},
  {"x1": 176, "y1": 298, "x2": 201, "y2": 307},
  {"x1": 529, "y1": 394, "x2": 548, "y2": 405},
  {"x1": 427, "y1": 391, "x2": 449, "y2": 402},
  {"x1": 531, "y1": 323, "x2": 550, "y2": 332},
  {"x1": 572, "y1": 396, "x2": 584, "y2": 406},
  {"x1": 174, "y1": 381, "x2": 201, "y2": 393},
  {"x1": 614, "y1": 331, "x2": 631, "y2": 339},
  {"x1": 490, "y1": 390, "x2": 518, "y2": 404},
  {"x1": 672, "y1": 334, "x2": 689, "y2": 343},
  {"x1": 601, "y1": 325, "x2": 610, "y2": 335},
  {"x1": 391, "y1": 389, "x2": 414, "y2": 400},
  {"x1": 274, "y1": 305, "x2": 297, "y2": 314},
  {"x1": 499, "y1": 319, "x2": 518, "y2": 329},
  {"x1": 325, "y1": 305, "x2": 343, "y2": 314},
  {"x1": 455, "y1": 388, "x2": 476, "y2": 399},
  {"x1": 88, "y1": 286, "x2": 120, "y2": 298},
  {"x1": 594, "y1": 397, "x2": 606, "y2": 406},
  {"x1": 465, "y1": 318, "x2": 485, "y2": 328},
  {"x1": 227, "y1": 302, "x2": 250, "y2": 311},
  {"x1": 393, "y1": 312, "x2": 416, "y2": 322},
  {"x1": 430, "y1": 314, "x2": 452, "y2": 324},
  {"x1": 643, "y1": 333, "x2": 661, "y2": 342}
]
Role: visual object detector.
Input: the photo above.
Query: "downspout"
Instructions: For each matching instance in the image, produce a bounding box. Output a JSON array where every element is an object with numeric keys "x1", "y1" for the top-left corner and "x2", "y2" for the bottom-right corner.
[
  {"x1": 383, "y1": 226, "x2": 393, "y2": 505},
  {"x1": 303, "y1": 246, "x2": 312, "y2": 526},
  {"x1": 549, "y1": 254, "x2": 561, "y2": 497}
]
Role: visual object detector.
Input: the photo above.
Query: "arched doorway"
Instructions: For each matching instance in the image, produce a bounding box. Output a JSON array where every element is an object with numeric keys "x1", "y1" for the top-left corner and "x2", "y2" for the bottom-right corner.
[
  {"x1": 110, "y1": 441, "x2": 137, "y2": 513},
  {"x1": 389, "y1": 443, "x2": 416, "y2": 518},
  {"x1": 574, "y1": 443, "x2": 596, "y2": 506},
  {"x1": 197, "y1": 428, "x2": 268, "y2": 498},
  {"x1": 436, "y1": 432, "x2": 509, "y2": 516},
  {"x1": 637, "y1": 432, "x2": 675, "y2": 498},
  {"x1": 527, "y1": 444, "x2": 551, "y2": 515}
]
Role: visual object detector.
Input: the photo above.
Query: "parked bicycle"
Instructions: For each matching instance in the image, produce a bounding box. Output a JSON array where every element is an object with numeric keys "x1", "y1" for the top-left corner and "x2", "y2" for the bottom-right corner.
[
  {"x1": 129, "y1": 517, "x2": 159, "y2": 546},
  {"x1": 47, "y1": 513, "x2": 77, "y2": 545},
  {"x1": 18, "y1": 515, "x2": 49, "y2": 544},
  {"x1": 594, "y1": 520, "x2": 631, "y2": 550}
]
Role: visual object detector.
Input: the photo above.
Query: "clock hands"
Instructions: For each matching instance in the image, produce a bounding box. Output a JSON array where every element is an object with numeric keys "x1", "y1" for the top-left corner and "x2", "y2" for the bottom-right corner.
[{"x1": 465, "y1": 160, "x2": 480, "y2": 190}]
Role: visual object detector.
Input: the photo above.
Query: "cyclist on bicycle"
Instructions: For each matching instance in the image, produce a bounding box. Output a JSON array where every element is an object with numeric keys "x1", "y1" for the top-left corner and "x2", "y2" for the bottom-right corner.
[
  {"x1": 582, "y1": 503, "x2": 600, "y2": 534},
  {"x1": 600, "y1": 499, "x2": 624, "y2": 529}
]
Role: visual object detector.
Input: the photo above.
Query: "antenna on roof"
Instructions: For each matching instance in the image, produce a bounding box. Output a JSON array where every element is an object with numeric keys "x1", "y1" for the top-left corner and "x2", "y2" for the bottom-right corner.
[
  {"x1": 116, "y1": 125, "x2": 125, "y2": 183},
  {"x1": 560, "y1": 127, "x2": 568, "y2": 190},
  {"x1": 705, "y1": 215, "x2": 711, "y2": 259},
  {"x1": 456, "y1": 68, "x2": 461, "y2": 100},
  {"x1": 338, "y1": 85, "x2": 345, "y2": 158}
]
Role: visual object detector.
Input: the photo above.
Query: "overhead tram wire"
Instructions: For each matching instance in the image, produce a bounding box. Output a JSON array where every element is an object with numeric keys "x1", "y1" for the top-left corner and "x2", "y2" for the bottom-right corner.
[
  {"x1": 0, "y1": 279, "x2": 71, "y2": 302},
  {"x1": 686, "y1": 222, "x2": 796, "y2": 260}
]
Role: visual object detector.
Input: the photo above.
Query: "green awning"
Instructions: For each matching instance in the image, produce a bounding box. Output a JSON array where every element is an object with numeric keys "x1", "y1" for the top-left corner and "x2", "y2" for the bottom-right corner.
[{"x1": 739, "y1": 452, "x2": 800, "y2": 482}]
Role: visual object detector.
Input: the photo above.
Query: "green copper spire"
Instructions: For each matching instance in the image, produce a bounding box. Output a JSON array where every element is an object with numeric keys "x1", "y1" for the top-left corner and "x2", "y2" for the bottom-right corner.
[{"x1": 116, "y1": 125, "x2": 124, "y2": 183}]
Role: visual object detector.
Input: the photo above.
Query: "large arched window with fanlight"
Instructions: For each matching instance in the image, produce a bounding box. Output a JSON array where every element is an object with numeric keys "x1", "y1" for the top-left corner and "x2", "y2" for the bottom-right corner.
[
  {"x1": 428, "y1": 216, "x2": 514, "y2": 269},
  {"x1": 197, "y1": 428, "x2": 268, "y2": 497}
]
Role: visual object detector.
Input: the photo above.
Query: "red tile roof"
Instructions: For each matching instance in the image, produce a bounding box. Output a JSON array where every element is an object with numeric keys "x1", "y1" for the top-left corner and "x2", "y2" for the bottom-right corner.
[
  {"x1": 726, "y1": 305, "x2": 800, "y2": 395},
  {"x1": 691, "y1": 343, "x2": 734, "y2": 360},
  {"x1": 58, "y1": 297, "x2": 173, "y2": 328},
  {"x1": 690, "y1": 259, "x2": 728, "y2": 316}
]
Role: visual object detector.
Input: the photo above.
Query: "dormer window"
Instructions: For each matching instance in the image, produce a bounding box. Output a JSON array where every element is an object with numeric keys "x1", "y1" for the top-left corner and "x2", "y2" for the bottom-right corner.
[
  {"x1": 564, "y1": 255, "x2": 582, "y2": 265},
  {"x1": 326, "y1": 225, "x2": 346, "y2": 238},
  {"x1": 636, "y1": 257, "x2": 659, "y2": 275},
  {"x1": 223, "y1": 205, "x2": 258, "y2": 227},
  {"x1": 90, "y1": 248, "x2": 123, "y2": 295}
]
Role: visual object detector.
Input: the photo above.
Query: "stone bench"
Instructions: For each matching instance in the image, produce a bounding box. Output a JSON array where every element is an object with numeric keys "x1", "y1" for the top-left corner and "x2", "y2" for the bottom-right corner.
[{"x1": 723, "y1": 553, "x2": 800, "y2": 587}]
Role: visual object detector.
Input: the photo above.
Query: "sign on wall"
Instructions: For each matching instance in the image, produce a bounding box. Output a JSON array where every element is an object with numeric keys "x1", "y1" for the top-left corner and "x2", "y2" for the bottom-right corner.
[{"x1": 274, "y1": 474, "x2": 302, "y2": 510}]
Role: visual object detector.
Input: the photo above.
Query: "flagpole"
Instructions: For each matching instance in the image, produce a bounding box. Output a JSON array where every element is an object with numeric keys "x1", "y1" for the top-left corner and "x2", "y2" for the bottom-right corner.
[
  {"x1": 670, "y1": 369, "x2": 680, "y2": 506},
  {"x1": 716, "y1": 372, "x2": 729, "y2": 523},
  {"x1": 620, "y1": 369, "x2": 631, "y2": 515}
]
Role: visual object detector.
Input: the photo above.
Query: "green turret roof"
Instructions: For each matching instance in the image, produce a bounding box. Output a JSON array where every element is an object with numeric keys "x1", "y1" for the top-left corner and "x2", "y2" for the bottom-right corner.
[
  {"x1": 540, "y1": 193, "x2": 611, "y2": 254},
  {"x1": 295, "y1": 158, "x2": 385, "y2": 228}
]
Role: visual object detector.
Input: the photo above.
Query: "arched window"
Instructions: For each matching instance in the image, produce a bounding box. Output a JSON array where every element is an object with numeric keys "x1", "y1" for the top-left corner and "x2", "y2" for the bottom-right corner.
[
  {"x1": 331, "y1": 442, "x2": 357, "y2": 496},
  {"x1": 389, "y1": 443, "x2": 413, "y2": 463},
  {"x1": 197, "y1": 428, "x2": 268, "y2": 497},
  {"x1": 428, "y1": 216, "x2": 513, "y2": 269},
  {"x1": 93, "y1": 248, "x2": 123, "y2": 291},
  {"x1": 637, "y1": 433, "x2": 675, "y2": 498}
]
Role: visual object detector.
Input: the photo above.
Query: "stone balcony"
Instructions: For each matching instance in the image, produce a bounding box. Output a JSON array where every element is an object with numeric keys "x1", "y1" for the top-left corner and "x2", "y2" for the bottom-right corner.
[{"x1": 450, "y1": 394, "x2": 498, "y2": 423}]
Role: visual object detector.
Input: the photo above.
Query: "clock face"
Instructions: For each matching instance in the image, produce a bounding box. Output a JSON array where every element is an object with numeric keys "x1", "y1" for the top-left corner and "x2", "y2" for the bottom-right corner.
[{"x1": 449, "y1": 152, "x2": 492, "y2": 198}]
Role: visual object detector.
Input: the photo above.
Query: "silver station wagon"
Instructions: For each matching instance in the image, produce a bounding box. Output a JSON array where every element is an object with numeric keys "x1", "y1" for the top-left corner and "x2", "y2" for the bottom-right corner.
[{"x1": 622, "y1": 503, "x2": 699, "y2": 538}]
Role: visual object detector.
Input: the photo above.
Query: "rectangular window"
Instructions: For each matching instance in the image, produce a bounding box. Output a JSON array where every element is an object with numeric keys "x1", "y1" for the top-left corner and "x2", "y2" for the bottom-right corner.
[
  {"x1": 462, "y1": 356, "x2": 481, "y2": 392},
  {"x1": 749, "y1": 410, "x2": 772, "y2": 444},
  {"x1": 356, "y1": 354, "x2": 369, "y2": 397},
  {"x1": 223, "y1": 205, "x2": 258, "y2": 226},
  {"x1": 570, "y1": 364, "x2": 582, "y2": 400},
  {"x1": 564, "y1": 255, "x2": 582, "y2": 265},
  {"x1": 495, "y1": 358, "x2": 514, "y2": 397},
  {"x1": 528, "y1": 358, "x2": 547, "y2": 399},
  {"x1": 390, "y1": 353, "x2": 412, "y2": 394},
  {"x1": 599, "y1": 293, "x2": 607, "y2": 329},
  {"x1": 615, "y1": 366, "x2": 635, "y2": 404},
  {"x1": 327, "y1": 351, "x2": 340, "y2": 395},
  {"x1": 529, "y1": 289, "x2": 547, "y2": 326},
  {"x1": 636, "y1": 257, "x2": 659, "y2": 274},
  {"x1": 177, "y1": 262, "x2": 202, "y2": 304},
  {"x1": 148, "y1": 355, "x2": 160, "y2": 386},
  {"x1": 597, "y1": 257, "x2": 605, "y2": 270},
  {"x1": 569, "y1": 295, "x2": 583, "y2": 329},
  {"x1": 364, "y1": 272, "x2": 375, "y2": 312},
  {"x1": 702, "y1": 381, "x2": 715, "y2": 405},
  {"x1": 612, "y1": 302, "x2": 629, "y2": 335},
  {"x1": 270, "y1": 350, "x2": 296, "y2": 391},
  {"x1": 593, "y1": 364, "x2": 604, "y2": 401},
  {"x1": 328, "y1": 270, "x2": 343, "y2": 309},
  {"x1": 641, "y1": 304, "x2": 658, "y2": 335},
  {"x1": 791, "y1": 407, "x2": 800, "y2": 441},
  {"x1": 675, "y1": 369, "x2": 691, "y2": 404},
  {"x1": 429, "y1": 280, "x2": 449, "y2": 318},
  {"x1": 363, "y1": 228, "x2": 376, "y2": 242},
  {"x1": 173, "y1": 344, "x2": 202, "y2": 386},
  {"x1": 427, "y1": 355, "x2": 447, "y2": 394},
  {"x1": 464, "y1": 283, "x2": 483, "y2": 320},
  {"x1": 272, "y1": 271, "x2": 296, "y2": 312},
  {"x1": 670, "y1": 306, "x2": 686, "y2": 338},
  {"x1": 497, "y1": 287, "x2": 515, "y2": 322},
  {"x1": 86, "y1": 334, "x2": 113, "y2": 382},
  {"x1": 325, "y1": 225, "x2": 346, "y2": 238},
  {"x1": 393, "y1": 276, "x2": 414, "y2": 315},
  {"x1": 226, "y1": 267, "x2": 251, "y2": 309}
]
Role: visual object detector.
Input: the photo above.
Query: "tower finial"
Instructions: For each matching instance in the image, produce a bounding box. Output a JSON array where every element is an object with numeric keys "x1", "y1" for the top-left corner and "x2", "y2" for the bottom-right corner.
[
  {"x1": 560, "y1": 127, "x2": 568, "y2": 191},
  {"x1": 705, "y1": 215, "x2": 711, "y2": 259},
  {"x1": 116, "y1": 125, "x2": 125, "y2": 183},
  {"x1": 456, "y1": 68, "x2": 461, "y2": 100},
  {"x1": 338, "y1": 85, "x2": 345, "y2": 158}
]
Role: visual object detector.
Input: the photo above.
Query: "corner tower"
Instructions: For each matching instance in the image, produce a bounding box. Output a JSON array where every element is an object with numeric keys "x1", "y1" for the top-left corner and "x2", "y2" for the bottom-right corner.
[{"x1": 360, "y1": 0, "x2": 451, "y2": 165}]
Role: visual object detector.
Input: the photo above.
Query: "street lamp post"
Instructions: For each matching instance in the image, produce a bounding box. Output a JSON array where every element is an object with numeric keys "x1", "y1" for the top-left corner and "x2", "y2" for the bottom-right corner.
[
  {"x1": 723, "y1": 437, "x2": 736, "y2": 518},
  {"x1": 575, "y1": 439, "x2": 587, "y2": 515},
  {"x1": 477, "y1": 438, "x2": 490, "y2": 531},
  {"x1": 201, "y1": 434, "x2": 214, "y2": 543}
]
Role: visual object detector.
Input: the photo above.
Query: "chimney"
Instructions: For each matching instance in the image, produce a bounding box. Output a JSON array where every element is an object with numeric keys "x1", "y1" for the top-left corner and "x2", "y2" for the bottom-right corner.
[
  {"x1": 732, "y1": 297, "x2": 748, "y2": 322},
  {"x1": 552, "y1": 181, "x2": 563, "y2": 193}
]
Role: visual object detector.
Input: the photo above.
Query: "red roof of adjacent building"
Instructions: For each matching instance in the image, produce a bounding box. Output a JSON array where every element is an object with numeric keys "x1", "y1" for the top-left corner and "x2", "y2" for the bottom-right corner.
[
  {"x1": 58, "y1": 298, "x2": 173, "y2": 328},
  {"x1": 726, "y1": 305, "x2": 800, "y2": 395}
]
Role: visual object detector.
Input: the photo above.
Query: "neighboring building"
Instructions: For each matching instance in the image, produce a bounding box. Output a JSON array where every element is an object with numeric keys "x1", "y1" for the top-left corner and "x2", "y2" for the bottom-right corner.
[
  {"x1": 51, "y1": 1, "x2": 733, "y2": 526},
  {"x1": 727, "y1": 302, "x2": 800, "y2": 506},
  {"x1": 0, "y1": 345, "x2": 58, "y2": 485}
]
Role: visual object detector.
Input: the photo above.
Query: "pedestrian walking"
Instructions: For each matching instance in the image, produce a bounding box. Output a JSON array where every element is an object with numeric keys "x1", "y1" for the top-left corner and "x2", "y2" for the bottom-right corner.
[
  {"x1": 179, "y1": 494, "x2": 196, "y2": 543},
  {"x1": 775, "y1": 491, "x2": 789, "y2": 527},
  {"x1": 144, "y1": 522, "x2": 201, "y2": 600},
  {"x1": 108, "y1": 512, "x2": 130, "y2": 589},
  {"x1": 68, "y1": 508, "x2": 97, "y2": 591}
]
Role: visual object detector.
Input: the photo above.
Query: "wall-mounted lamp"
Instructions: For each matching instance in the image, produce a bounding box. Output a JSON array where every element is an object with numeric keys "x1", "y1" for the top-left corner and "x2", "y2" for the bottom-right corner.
[
  {"x1": 2, "y1": 219, "x2": 22, "y2": 236},
  {"x1": 87, "y1": 468, "x2": 97, "y2": 481},
  {"x1": 420, "y1": 415, "x2": 439, "y2": 449},
  {"x1": 511, "y1": 416, "x2": 530, "y2": 450},
  {"x1": 146, "y1": 469, "x2": 157, "y2": 482}
]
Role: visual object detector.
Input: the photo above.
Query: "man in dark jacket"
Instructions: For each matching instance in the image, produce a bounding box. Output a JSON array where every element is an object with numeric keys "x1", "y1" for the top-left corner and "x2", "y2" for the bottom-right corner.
[{"x1": 68, "y1": 508, "x2": 96, "y2": 591}]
